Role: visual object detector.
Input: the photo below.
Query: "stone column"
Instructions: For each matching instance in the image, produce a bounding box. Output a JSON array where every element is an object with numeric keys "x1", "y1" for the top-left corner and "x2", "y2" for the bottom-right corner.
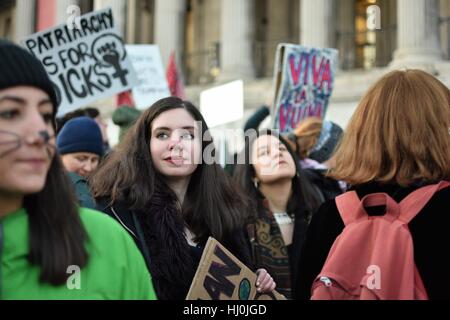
[
  {"x1": 126, "y1": 0, "x2": 137, "y2": 43},
  {"x1": 391, "y1": 0, "x2": 442, "y2": 69},
  {"x1": 15, "y1": 0, "x2": 36, "y2": 40},
  {"x1": 154, "y1": 0, "x2": 186, "y2": 68},
  {"x1": 94, "y1": 0, "x2": 127, "y2": 37},
  {"x1": 219, "y1": 0, "x2": 255, "y2": 81},
  {"x1": 336, "y1": 0, "x2": 355, "y2": 69},
  {"x1": 300, "y1": 0, "x2": 334, "y2": 48}
]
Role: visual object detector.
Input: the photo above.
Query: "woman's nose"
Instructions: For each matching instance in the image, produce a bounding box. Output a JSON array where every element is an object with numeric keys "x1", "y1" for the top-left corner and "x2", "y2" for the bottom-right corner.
[
  {"x1": 83, "y1": 161, "x2": 94, "y2": 173},
  {"x1": 168, "y1": 137, "x2": 183, "y2": 150},
  {"x1": 24, "y1": 130, "x2": 50, "y2": 146},
  {"x1": 24, "y1": 111, "x2": 50, "y2": 146}
]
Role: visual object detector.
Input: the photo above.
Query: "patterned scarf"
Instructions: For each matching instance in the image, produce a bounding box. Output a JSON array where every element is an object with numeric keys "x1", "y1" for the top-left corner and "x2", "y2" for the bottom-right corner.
[{"x1": 248, "y1": 200, "x2": 293, "y2": 299}]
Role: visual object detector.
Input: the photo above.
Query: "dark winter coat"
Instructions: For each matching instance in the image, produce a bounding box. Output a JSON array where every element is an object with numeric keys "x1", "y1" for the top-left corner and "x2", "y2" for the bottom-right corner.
[
  {"x1": 67, "y1": 172, "x2": 96, "y2": 209},
  {"x1": 303, "y1": 168, "x2": 343, "y2": 203},
  {"x1": 96, "y1": 193, "x2": 253, "y2": 300}
]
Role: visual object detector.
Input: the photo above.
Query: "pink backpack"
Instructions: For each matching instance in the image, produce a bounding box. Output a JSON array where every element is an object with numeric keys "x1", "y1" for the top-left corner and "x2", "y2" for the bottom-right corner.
[{"x1": 311, "y1": 181, "x2": 450, "y2": 300}]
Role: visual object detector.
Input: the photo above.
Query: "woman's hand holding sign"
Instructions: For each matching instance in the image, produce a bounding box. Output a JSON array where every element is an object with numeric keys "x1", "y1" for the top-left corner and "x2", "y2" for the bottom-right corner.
[{"x1": 255, "y1": 268, "x2": 276, "y2": 293}]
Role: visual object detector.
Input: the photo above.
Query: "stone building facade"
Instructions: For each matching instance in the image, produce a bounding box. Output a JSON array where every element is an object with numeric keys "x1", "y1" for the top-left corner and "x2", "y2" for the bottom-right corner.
[{"x1": 2, "y1": 0, "x2": 450, "y2": 132}]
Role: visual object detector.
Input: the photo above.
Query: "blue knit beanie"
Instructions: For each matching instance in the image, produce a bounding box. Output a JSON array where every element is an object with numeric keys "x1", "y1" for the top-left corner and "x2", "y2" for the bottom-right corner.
[{"x1": 57, "y1": 117, "x2": 104, "y2": 157}]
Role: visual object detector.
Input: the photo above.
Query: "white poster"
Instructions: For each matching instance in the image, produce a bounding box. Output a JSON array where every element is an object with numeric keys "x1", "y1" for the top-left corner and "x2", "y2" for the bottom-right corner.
[
  {"x1": 22, "y1": 8, "x2": 138, "y2": 117},
  {"x1": 126, "y1": 45, "x2": 170, "y2": 110},
  {"x1": 200, "y1": 80, "x2": 244, "y2": 128}
]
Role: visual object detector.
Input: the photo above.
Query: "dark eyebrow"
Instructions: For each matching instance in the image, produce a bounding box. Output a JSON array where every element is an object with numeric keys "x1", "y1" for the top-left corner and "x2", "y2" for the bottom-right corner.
[
  {"x1": 0, "y1": 96, "x2": 26, "y2": 105},
  {"x1": 38, "y1": 99, "x2": 52, "y2": 107},
  {"x1": 153, "y1": 126, "x2": 195, "y2": 132},
  {"x1": 152, "y1": 126, "x2": 171, "y2": 132},
  {"x1": 258, "y1": 142, "x2": 284, "y2": 151},
  {"x1": 0, "y1": 96, "x2": 52, "y2": 108}
]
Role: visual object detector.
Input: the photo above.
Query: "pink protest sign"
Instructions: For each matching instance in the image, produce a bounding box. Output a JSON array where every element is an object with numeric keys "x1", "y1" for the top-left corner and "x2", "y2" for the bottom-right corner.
[{"x1": 272, "y1": 44, "x2": 338, "y2": 133}]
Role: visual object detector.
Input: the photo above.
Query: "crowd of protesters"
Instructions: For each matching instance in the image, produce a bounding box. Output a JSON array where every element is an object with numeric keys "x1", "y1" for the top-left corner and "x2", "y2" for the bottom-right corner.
[{"x1": 1, "y1": 38, "x2": 449, "y2": 300}]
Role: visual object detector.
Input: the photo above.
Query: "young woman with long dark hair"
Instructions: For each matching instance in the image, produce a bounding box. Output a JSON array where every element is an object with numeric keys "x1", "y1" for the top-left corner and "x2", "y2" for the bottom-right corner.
[
  {"x1": 233, "y1": 129, "x2": 322, "y2": 299},
  {"x1": 91, "y1": 97, "x2": 276, "y2": 300}
]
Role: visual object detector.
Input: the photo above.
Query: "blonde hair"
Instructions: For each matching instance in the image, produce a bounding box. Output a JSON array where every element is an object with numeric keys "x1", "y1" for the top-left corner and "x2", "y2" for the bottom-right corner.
[
  {"x1": 291, "y1": 117, "x2": 323, "y2": 160},
  {"x1": 330, "y1": 69, "x2": 450, "y2": 186}
]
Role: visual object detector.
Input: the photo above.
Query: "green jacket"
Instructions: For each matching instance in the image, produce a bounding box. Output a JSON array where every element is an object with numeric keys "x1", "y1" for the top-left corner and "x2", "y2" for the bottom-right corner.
[{"x1": 0, "y1": 207, "x2": 157, "y2": 300}]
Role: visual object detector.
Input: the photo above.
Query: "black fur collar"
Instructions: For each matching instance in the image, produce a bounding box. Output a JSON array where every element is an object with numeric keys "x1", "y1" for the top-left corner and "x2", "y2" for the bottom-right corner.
[{"x1": 135, "y1": 191, "x2": 197, "y2": 300}]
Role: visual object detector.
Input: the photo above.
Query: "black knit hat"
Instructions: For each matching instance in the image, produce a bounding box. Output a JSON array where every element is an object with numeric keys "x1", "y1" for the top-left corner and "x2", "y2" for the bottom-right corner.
[{"x1": 0, "y1": 39, "x2": 58, "y2": 114}]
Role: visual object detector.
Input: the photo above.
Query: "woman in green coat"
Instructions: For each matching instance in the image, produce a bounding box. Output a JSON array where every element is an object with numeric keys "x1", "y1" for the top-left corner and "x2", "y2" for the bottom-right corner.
[{"x1": 0, "y1": 40, "x2": 156, "y2": 300}]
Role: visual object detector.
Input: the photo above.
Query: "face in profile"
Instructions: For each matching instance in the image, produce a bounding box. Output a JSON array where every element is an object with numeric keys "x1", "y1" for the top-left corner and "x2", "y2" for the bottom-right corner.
[
  {"x1": 0, "y1": 86, "x2": 55, "y2": 195},
  {"x1": 251, "y1": 134, "x2": 296, "y2": 184},
  {"x1": 61, "y1": 152, "x2": 100, "y2": 178},
  {"x1": 150, "y1": 108, "x2": 201, "y2": 180}
]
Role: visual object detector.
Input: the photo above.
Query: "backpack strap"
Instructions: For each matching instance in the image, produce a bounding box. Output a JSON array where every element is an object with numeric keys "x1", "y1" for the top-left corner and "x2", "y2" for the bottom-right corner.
[
  {"x1": 360, "y1": 192, "x2": 400, "y2": 222},
  {"x1": 336, "y1": 191, "x2": 366, "y2": 226},
  {"x1": 336, "y1": 191, "x2": 401, "y2": 225},
  {"x1": 398, "y1": 181, "x2": 450, "y2": 224}
]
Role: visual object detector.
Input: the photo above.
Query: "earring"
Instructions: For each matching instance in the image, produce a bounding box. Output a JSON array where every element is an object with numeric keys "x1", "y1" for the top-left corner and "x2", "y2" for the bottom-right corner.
[{"x1": 254, "y1": 179, "x2": 260, "y2": 189}]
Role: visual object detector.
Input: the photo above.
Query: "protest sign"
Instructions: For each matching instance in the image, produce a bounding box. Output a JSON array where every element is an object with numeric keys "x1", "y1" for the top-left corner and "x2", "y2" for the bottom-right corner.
[
  {"x1": 125, "y1": 45, "x2": 170, "y2": 109},
  {"x1": 22, "y1": 7, "x2": 138, "y2": 117},
  {"x1": 186, "y1": 237, "x2": 286, "y2": 300},
  {"x1": 200, "y1": 80, "x2": 244, "y2": 128},
  {"x1": 272, "y1": 44, "x2": 338, "y2": 133}
]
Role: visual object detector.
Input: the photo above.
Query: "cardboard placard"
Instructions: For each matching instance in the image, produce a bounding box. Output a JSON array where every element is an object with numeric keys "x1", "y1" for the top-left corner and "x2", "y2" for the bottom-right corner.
[
  {"x1": 22, "y1": 8, "x2": 138, "y2": 117},
  {"x1": 272, "y1": 44, "x2": 338, "y2": 133},
  {"x1": 186, "y1": 237, "x2": 286, "y2": 300}
]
